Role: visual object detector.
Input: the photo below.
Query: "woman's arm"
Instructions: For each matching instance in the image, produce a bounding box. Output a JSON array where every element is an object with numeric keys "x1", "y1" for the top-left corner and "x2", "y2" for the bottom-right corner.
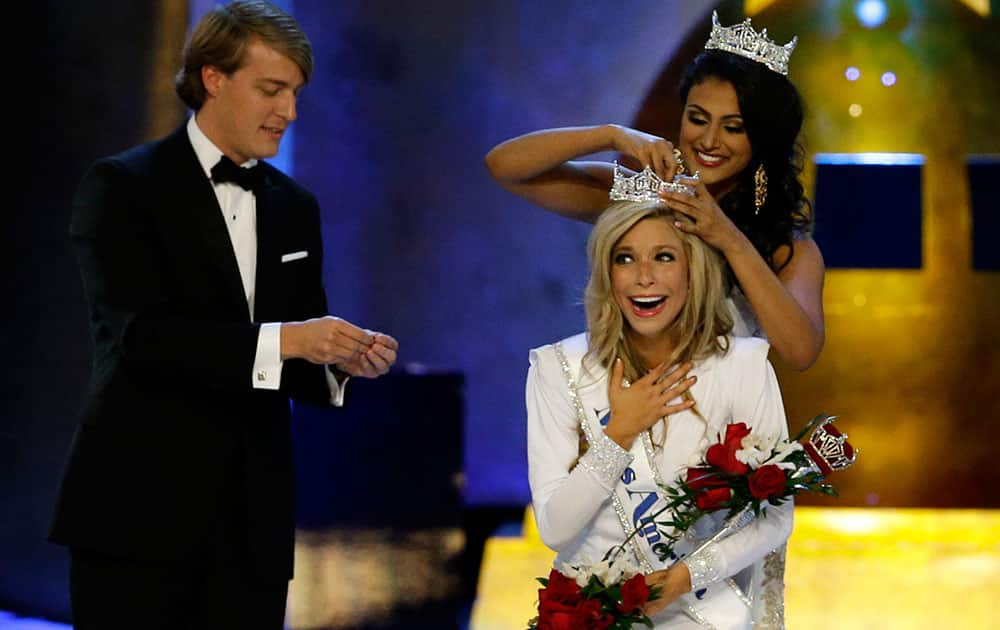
[
  {"x1": 485, "y1": 125, "x2": 679, "y2": 223},
  {"x1": 725, "y1": 235, "x2": 825, "y2": 371},
  {"x1": 526, "y1": 348, "x2": 633, "y2": 551}
]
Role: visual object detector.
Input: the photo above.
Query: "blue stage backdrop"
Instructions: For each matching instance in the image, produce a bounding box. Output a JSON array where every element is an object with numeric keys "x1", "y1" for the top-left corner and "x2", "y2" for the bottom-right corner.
[{"x1": 288, "y1": 1, "x2": 707, "y2": 506}]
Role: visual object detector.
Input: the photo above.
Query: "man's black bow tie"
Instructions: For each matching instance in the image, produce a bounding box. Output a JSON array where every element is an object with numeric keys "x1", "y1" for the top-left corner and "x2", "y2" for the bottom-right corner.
[{"x1": 211, "y1": 155, "x2": 264, "y2": 192}]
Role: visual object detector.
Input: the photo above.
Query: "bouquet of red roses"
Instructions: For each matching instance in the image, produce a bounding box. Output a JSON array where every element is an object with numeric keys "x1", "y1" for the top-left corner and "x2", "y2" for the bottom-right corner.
[
  {"x1": 527, "y1": 414, "x2": 856, "y2": 629},
  {"x1": 648, "y1": 413, "x2": 858, "y2": 561},
  {"x1": 527, "y1": 553, "x2": 660, "y2": 630}
]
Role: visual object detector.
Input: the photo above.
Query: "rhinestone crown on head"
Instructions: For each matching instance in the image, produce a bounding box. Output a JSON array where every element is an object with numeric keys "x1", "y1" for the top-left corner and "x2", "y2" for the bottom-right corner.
[
  {"x1": 704, "y1": 10, "x2": 798, "y2": 76},
  {"x1": 609, "y1": 162, "x2": 696, "y2": 203}
]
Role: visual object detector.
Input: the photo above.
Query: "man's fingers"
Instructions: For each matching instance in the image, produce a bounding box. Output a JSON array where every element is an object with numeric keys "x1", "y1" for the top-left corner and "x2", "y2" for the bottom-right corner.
[
  {"x1": 368, "y1": 343, "x2": 397, "y2": 366},
  {"x1": 372, "y1": 333, "x2": 399, "y2": 351},
  {"x1": 334, "y1": 354, "x2": 375, "y2": 378},
  {"x1": 358, "y1": 354, "x2": 381, "y2": 377},
  {"x1": 325, "y1": 316, "x2": 372, "y2": 345},
  {"x1": 364, "y1": 349, "x2": 390, "y2": 374},
  {"x1": 328, "y1": 336, "x2": 366, "y2": 359},
  {"x1": 311, "y1": 320, "x2": 397, "y2": 374}
]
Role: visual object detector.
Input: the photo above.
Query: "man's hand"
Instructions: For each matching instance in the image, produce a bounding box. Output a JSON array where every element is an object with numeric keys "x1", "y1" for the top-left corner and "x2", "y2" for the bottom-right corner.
[
  {"x1": 281, "y1": 317, "x2": 398, "y2": 378},
  {"x1": 281, "y1": 316, "x2": 374, "y2": 365},
  {"x1": 335, "y1": 331, "x2": 398, "y2": 378}
]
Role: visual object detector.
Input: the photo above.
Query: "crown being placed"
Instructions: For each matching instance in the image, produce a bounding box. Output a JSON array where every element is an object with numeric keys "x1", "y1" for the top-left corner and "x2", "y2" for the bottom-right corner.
[
  {"x1": 704, "y1": 10, "x2": 798, "y2": 76},
  {"x1": 609, "y1": 162, "x2": 696, "y2": 203},
  {"x1": 802, "y1": 415, "x2": 858, "y2": 477}
]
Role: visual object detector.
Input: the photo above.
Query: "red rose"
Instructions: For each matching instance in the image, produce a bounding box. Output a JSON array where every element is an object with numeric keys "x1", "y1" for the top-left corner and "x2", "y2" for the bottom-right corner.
[
  {"x1": 695, "y1": 486, "x2": 732, "y2": 511},
  {"x1": 572, "y1": 598, "x2": 614, "y2": 630},
  {"x1": 537, "y1": 569, "x2": 583, "y2": 630},
  {"x1": 705, "y1": 442, "x2": 749, "y2": 475},
  {"x1": 705, "y1": 422, "x2": 752, "y2": 475},
  {"x1": 686, "y1": 468, "x2": 731, "y2": 511},
  {"x1": 537, "y1": 593, "x2": 576, "y2": 630},
  {"x1": 686, "y1": 467, "x2": 725, "y2": 491},
  {"x1": 723, "y1": 422, "x2": 751, "y2": 444},
  {"x1": 748, "y1": 464, "x2": 787, "y2": 500},
  {"x1": 618, "y1": 573, "x2": 651, "y2": 613},
  {"x1": 543, "y1": 569, "x2": 581, "y2": 604}
]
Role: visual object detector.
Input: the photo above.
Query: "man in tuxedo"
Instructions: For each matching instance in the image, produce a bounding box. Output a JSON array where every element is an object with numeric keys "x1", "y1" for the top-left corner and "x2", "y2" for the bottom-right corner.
[{"x1": 49, "y1": 2, "x2": 398, "y2": 628}]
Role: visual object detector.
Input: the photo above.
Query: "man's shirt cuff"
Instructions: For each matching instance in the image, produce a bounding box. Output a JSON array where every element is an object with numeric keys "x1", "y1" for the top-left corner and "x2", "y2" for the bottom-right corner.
[
  {"x1": 252, "y1": 323, "x2": 284, "y2": 390},
  {"x1": 324, "y1": 367, "x2": 349, "y2": 407}
]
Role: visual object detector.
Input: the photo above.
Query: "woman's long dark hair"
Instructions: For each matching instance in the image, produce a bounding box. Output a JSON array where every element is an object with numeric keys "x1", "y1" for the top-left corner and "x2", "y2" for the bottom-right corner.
[{"x1": 679, "y1": 50, "x2": 812, "y2": 272}]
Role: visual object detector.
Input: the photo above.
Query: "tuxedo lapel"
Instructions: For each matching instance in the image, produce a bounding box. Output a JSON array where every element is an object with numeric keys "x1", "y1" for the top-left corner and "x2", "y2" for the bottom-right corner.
[
  {"x1": 160, "y1": 128, "x2": 250, "y2": 318},
  {"x1": 253, "y1": 171, "x2": 284, "y2": 323}
]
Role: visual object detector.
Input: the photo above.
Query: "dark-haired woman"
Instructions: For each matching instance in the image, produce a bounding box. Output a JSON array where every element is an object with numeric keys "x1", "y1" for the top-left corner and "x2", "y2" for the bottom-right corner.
[{"x1": 486, "y1": 39, "x2": 824, "y2": 372}]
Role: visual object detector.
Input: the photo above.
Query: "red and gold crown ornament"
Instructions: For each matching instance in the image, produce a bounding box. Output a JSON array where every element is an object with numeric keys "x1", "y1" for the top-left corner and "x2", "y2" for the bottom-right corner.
[{"x1": 801, "y1": 415, "x2": 858, "y2": 477}]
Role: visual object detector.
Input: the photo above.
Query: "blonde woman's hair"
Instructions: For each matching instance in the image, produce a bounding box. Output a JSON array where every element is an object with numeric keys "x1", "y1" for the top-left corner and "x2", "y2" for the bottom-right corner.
[{"x1": 584, "y1": 200, "x2": 733, "y2": 383}]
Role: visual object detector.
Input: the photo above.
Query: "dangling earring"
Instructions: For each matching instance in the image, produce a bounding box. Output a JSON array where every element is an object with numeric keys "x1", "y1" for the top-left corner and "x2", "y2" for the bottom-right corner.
[{"x1": 754, "y1": 164, "x2": 767, "y2": 215}]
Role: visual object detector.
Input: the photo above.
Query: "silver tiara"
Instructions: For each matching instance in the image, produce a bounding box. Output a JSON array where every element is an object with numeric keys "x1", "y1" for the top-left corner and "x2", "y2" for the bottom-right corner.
[
  {"x1": 609, "y1": 162, "x2": 697, "y2": 203},
  {"x1": 704, "y1": 11, "x2": 798, "y2": 76}
]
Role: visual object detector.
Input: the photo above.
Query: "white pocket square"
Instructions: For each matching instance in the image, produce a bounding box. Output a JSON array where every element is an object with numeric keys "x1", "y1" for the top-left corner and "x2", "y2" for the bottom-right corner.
[{"x1": 281, "y1": 250, "x2": 309, "y2": 263}]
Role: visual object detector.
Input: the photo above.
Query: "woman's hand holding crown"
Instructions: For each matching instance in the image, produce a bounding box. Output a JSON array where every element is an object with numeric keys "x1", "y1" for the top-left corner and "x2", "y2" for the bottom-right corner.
[
  {"x1": 605, "y1": 359, "x2": 696, "y2": 450},
  {"x1": 609, "y1": 125, "x2": 679, "y2": 182},
  {"x1": 662, "y1": 175, "x2": 744, "y2": 255}
]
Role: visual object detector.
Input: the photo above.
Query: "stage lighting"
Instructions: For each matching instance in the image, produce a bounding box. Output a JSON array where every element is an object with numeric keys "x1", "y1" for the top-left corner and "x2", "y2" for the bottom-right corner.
[{"x1": 855, "y1": 0, "x2": 888, "y2": 28}]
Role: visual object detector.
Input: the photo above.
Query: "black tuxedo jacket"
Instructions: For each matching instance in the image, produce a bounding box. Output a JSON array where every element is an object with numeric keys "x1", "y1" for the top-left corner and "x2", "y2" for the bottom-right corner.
[{"x1": 50, "y1": 125, "x2": 334, "y2": 579}]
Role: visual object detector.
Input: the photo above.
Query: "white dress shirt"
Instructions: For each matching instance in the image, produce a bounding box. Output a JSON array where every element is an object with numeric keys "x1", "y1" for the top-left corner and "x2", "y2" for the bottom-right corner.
[{"x1": 186, "y1": 116, "x2": 345, "y2": 405}]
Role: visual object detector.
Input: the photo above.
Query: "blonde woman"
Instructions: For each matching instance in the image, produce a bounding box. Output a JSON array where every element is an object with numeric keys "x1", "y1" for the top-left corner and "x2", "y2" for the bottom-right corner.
[{"x1": 527, "y1": 200, "x2": 792, "y2": 628}]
